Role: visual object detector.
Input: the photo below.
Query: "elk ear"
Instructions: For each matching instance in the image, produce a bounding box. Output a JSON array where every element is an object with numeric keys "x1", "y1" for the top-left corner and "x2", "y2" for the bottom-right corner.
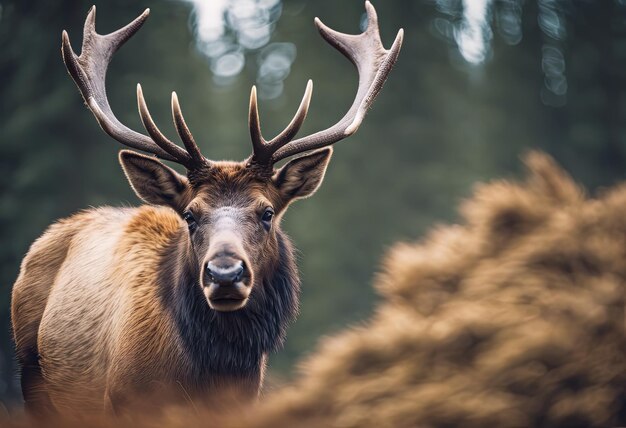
[
  {"x1": 273, "y1": 148, "x2": 332, "y2": 202},
  {"x1": 119, "y1": 150, "x2": 190, "y2": 211}
]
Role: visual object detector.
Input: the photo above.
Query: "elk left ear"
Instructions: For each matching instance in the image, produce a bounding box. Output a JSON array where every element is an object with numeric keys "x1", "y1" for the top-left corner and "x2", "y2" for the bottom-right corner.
[{"x1": 273, "y1": 148, "x2": 333, "y2": 201}]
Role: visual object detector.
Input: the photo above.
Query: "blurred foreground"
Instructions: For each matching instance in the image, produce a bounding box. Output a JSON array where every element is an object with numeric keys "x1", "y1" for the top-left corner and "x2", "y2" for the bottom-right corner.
[{"x1": 4, "y1": 152, "x2": 624, "y2": 427}]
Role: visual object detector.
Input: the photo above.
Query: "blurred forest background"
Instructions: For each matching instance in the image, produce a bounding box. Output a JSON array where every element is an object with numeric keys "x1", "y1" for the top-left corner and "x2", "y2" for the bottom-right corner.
[{"x1": 1, "y1": 0, "x2": 625, "y2": 405}]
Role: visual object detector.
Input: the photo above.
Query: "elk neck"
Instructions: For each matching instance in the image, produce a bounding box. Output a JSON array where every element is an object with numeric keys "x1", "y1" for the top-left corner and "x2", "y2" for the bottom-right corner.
[{"x1": 156, "y1": 224, "x2": 301, "y2": 385}]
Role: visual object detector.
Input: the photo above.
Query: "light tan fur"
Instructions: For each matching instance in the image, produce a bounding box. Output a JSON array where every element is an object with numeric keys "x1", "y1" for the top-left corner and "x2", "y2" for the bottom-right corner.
[{"x1": 12, "y1": 206, "x2": 185, "y2": 415}]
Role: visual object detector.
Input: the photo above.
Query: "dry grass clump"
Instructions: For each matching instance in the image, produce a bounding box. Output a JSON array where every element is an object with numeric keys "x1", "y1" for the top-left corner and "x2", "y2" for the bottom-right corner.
[{"x1": 247, "y1": 152, "x2": 625, "y2": 428}]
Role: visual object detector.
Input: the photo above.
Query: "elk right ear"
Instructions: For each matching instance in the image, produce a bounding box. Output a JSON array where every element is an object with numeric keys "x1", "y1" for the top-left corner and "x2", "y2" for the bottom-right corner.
[{"x1": 119, "y1": 150, "x2": 190, "y2": 212}]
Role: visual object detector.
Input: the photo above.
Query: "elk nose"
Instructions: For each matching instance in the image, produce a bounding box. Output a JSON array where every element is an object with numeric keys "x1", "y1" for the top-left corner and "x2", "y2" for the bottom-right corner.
[{"x1": 206, "y1": 259, "x2": 245, "y2": 286}]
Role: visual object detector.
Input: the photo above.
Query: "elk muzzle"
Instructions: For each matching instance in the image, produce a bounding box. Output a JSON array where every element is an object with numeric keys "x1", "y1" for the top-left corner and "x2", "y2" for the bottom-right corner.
[
  {"x1": 201, "y1": 224, "x2": 253, "y2": 312},
  {"x1": 206, "y1": 259, "x2": 245, "y2": 285}
]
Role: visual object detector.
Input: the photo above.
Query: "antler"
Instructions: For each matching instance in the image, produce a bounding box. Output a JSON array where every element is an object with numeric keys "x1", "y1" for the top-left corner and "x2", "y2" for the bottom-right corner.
[
  {"x1": 61, "y1": 6, "x2": 207, "y2": 169},
  {"x1": 248, "y1": 1, "x2": 403, "y2": 166}
]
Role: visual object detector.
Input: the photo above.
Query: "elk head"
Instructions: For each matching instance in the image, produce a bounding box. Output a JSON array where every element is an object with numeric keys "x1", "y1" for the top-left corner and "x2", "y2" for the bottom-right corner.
[{"x1": 61, "y1": 2, "x2": 403, "y2": 312}]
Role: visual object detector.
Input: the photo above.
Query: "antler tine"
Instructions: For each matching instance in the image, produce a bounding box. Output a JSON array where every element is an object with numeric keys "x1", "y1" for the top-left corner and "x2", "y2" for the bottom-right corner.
[
  {"x1": 171, "y1": 92, "x2": 207, "y2": 166},
  {"x1": 248, "y1": 86, "x2": 268, "y2": 161},
  {"x1": 106, "y1": 7, "x2": 152, "y2": 49},
  {"x1": 136, "y1": 84, "x2": 193, "y2": 165},
  {"x1": 268, "y1": 80, "x2": 313, "y2": 148},
  {"x1": 62, "y1": 7, "x2": 207, "y2": 169},
  {"x1": 248, "y1": 80, "x2": 313, "y2": 165},
  {"x1": 61, "y1": 7, "x2": 174, "y2": 160},
  {"x1": 270, "y1": 1, "x2": 403, "y2": 163}
]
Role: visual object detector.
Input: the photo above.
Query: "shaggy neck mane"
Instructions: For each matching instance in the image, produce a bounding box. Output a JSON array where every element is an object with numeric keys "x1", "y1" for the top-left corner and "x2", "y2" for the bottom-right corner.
[{"x1": 157, "y1": 227, "x2": 300, "y2": 387}]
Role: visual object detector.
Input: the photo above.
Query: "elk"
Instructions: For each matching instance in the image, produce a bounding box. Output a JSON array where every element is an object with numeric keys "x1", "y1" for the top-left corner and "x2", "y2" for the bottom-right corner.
[{"x1": 11, "y1": 1, "x2": 402, "y2": 416}]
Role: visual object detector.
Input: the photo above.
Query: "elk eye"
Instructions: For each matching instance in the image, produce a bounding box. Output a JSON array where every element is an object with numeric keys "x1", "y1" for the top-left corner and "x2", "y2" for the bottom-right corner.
[
  {"x1": 183, "y1": 211, "x2": 197, "y2": 232},
  {"x1": 261, "y1": 208, "x2": 274, "y2": 225}
]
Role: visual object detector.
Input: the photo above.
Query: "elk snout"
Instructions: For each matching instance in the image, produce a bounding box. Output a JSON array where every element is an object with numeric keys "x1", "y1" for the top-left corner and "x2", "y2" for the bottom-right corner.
[
  {"x1": 202, "y1": 251, "x2": 252, "y2": 312},
  {"x1": 206, "y1": 258, "x2": 245, "y2": 285}
]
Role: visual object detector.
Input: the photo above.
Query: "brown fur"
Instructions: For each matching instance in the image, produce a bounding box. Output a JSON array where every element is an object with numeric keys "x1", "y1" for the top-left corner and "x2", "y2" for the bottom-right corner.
[
  {"x1": 11, "y1": 150, "x2": 332, "y2": 417},
  {"x1": 11, "y1": 213, "x2": 89, "y2": 415},
  {"x1": 13, "y1": 207, "x2": 178, "y2": 415}
]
